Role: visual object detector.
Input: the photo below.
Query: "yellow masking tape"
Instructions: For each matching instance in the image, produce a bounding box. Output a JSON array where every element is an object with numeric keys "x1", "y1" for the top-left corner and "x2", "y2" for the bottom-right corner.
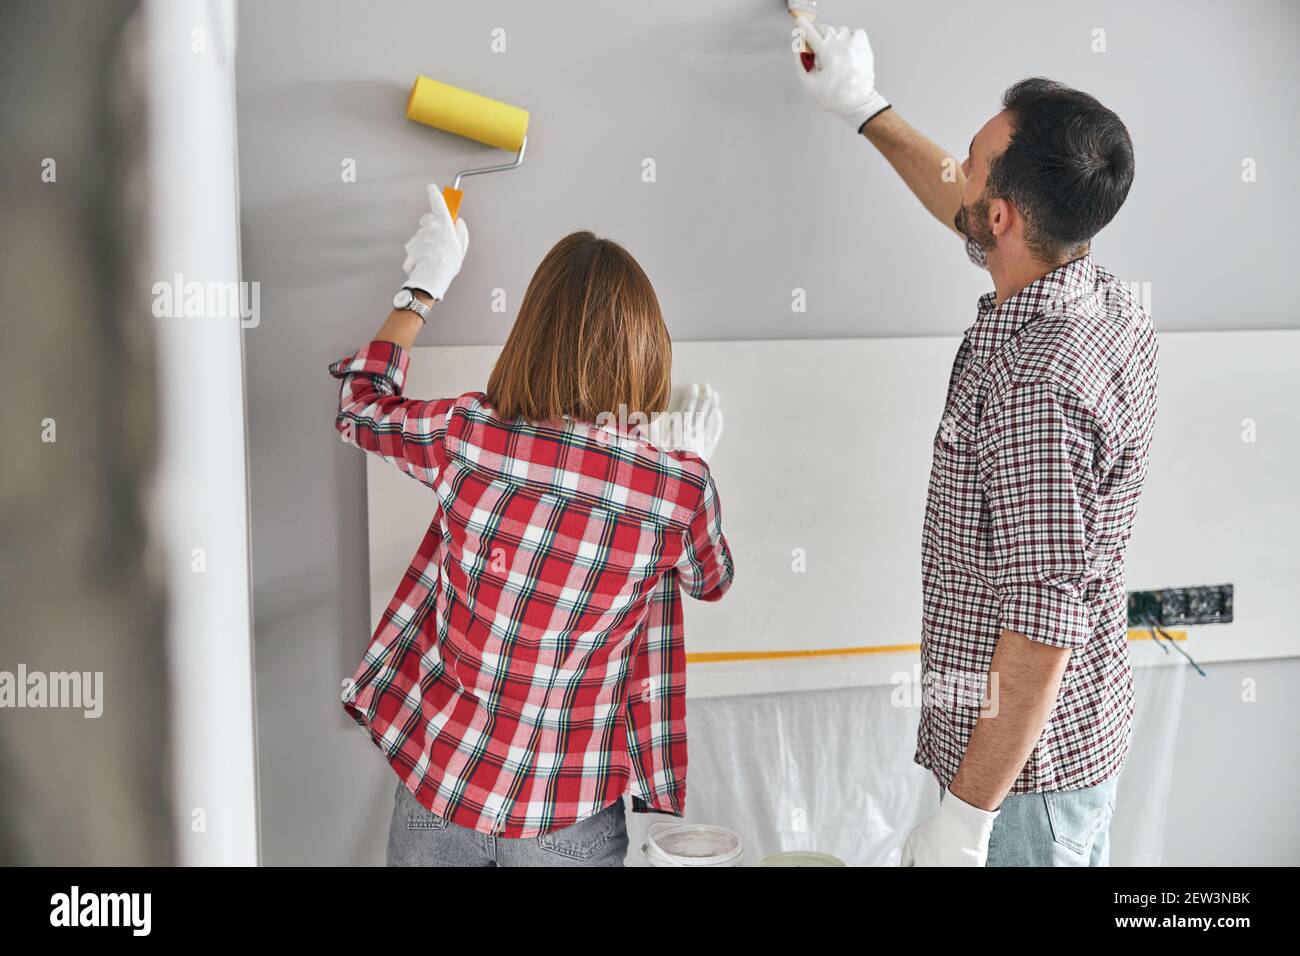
[
  {"x1": 405, "y1": 75, "x2": 529, "y2": 152},
  {"x1": 685, "y1": 630, "x2": 1186, "y2": 664}
]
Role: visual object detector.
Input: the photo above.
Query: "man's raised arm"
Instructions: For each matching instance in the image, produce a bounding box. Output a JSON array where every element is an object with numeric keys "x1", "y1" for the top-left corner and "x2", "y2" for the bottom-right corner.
[{"x1": 793, "y1": 18, "x2": 965, "y2": 236}]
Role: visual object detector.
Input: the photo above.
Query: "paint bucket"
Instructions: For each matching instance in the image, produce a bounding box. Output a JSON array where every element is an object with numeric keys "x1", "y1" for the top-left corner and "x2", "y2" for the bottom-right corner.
[
  {"x1": 759, "y1": 850, "x2": 846, "y2": 867},
  {"x1": 643, "y1": 822, "x2": 744, "y2": 867}
]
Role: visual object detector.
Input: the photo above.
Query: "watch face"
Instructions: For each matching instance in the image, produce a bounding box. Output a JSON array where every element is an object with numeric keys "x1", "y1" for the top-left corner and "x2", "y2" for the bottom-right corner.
[{"x1": 393, "y1": 288, "x2": 413, "y2": 309}]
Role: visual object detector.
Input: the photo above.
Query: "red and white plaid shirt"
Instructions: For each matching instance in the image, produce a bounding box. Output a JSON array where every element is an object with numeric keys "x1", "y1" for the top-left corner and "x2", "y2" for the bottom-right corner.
[
  {"x1": 916, "y1": 237, "x2": 1158, "y2": 793},
  {"x1": 331, "y1": 341, "x2": 732, "y2": 836}
]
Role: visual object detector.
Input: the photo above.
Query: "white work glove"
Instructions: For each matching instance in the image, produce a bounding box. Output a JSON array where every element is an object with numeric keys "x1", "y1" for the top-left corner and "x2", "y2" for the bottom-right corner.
[
  {"x1": 646, "y1": 384, "x2": 724, "y2": 463},
  {"x1": 678, "y1": 383, "x2": 723, "y2": 462},
  {"x1": 401, "y1": 183, "x2": 470, "y2": 300},
  {"x1": 792, "y1": 19, "x2": 891, "y2": 133},
  {"x1": 901, "y1": 788, "x2": 1000, "y2": 867}
]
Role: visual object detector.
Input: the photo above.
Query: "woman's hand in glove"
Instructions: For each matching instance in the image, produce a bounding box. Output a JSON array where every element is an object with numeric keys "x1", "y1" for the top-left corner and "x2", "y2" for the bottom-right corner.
[
  {"x1": 401, "y1": 184, "x2": 470, "y2": 301},
  {"x1": 645, "y1": 384, "x2": 724, "y2": 463}
]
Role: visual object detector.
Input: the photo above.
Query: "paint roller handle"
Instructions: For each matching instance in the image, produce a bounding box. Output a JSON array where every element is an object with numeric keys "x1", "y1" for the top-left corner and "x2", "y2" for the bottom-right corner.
[
  {"x1": 442, "y1": 186, "x2": 464, "y2": 222},
  {"x1": 400, "y1": 185, "x2": 469, "y2": 301}
]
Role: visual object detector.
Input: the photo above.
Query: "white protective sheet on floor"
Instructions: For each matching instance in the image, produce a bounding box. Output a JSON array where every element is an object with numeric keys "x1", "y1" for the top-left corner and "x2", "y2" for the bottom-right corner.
[{"x1": 624, "y1": 663, "x2": 1187, "y2": 866}]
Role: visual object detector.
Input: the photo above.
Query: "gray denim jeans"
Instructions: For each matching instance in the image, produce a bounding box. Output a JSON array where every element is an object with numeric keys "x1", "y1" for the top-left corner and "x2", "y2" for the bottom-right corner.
[
  {"x1": 385, "y1": 782, "x2": 629, "y2": 867},
  {"x1": 943, "y1": 775, "x2": 1119, "y2": 867}
]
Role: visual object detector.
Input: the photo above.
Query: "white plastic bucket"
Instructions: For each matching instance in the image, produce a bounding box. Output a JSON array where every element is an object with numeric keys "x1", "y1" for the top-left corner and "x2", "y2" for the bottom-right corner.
[
  {"x1": 643, "y1": 822, "x2": 744, "y2": 867},
  {"x1": 759, "y1": 851, "x2": 846, "y2": 867}
]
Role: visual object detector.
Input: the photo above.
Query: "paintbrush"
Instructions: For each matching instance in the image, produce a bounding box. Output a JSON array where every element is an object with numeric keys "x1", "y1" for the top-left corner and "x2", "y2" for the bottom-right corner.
[{"x1": 787, "y1": 0, "x2": 818, "y2": 71}]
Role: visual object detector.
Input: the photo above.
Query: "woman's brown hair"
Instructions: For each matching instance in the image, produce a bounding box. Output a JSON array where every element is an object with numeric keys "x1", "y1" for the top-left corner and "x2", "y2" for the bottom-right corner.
[{"x1": 486, "y1": 231, "x2": 671, "y2": 423}]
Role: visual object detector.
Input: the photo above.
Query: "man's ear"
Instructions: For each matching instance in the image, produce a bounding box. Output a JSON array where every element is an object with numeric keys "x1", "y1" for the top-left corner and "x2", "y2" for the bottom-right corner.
[{"x1": 988, "y1": 197, "x2": 1015, "y2": 237}]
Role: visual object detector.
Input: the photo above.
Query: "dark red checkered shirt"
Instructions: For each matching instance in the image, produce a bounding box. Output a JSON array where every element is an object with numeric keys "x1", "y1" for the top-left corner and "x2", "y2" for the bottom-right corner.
[
  {"x1": 331, "y1": 341, "x2": 732, "y2": 836},
  {"x1": 915, "y1": 237, "x2": 1158, "y2": 793}
]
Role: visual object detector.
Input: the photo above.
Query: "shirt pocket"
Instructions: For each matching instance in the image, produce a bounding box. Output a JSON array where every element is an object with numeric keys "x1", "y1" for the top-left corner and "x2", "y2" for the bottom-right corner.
[{"x1": 933, "y1": 391, "x2": 989, "y2": 579}]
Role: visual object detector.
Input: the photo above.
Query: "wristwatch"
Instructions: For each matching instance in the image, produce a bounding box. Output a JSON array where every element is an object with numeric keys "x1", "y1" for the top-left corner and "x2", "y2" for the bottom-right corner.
[{"x1": 392, "y1": 287, "x2": 433, "y2": 324}]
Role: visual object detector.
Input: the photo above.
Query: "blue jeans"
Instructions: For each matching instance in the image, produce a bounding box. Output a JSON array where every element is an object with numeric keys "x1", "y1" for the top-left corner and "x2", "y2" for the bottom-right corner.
[
  {"x1": 385, "y1": 782, "x2": 629, "y2": 867},
  {"x1": 942, "y1": 776, "x2": 1118, "y2": 867}
]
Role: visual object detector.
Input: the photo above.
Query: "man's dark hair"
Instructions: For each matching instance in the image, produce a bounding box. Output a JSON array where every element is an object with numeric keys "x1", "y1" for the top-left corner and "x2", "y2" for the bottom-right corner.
[{"x1": 986, "y1": 77, "x2": 1135, "y2": 263}]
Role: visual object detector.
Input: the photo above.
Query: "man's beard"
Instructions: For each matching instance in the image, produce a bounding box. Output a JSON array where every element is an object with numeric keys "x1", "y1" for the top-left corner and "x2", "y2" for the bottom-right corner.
[{"x1": 955, "y1": 195, "x2": 996, "y2": 252}]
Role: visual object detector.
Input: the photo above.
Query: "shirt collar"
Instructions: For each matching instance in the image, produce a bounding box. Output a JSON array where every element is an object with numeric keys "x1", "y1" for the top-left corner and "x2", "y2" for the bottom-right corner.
[{"x1": 966, "y1": 253, "x2": 1097, "y2": 362}]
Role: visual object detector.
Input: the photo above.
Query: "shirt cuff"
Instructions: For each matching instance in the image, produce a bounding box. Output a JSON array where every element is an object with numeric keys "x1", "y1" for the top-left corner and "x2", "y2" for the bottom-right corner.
[
  {"x1": 1000, "y1": 583, "x2": 1093, "y2": 649},
  {"x1": 328, "y1": 340, "x2": 409, "y2": 393}
]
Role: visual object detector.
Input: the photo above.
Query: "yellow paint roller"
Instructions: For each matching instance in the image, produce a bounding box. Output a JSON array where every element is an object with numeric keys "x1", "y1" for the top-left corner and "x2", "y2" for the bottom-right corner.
[{"x1": 405, "y1": 75, "x2": 530, "y2": 221}]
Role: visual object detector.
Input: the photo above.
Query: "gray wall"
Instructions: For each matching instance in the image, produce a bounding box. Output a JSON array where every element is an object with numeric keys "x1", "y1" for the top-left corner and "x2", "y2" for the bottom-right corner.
[
  {"x1": 2, "y1": 0, "x2": 173, "y2": 865},
  {"x1": 236, "y1": 0, "x2": 1300, "y2": 864}
]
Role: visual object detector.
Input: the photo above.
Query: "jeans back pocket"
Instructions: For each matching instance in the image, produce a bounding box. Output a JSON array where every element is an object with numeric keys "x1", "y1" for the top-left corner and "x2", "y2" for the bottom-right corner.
[
  {"x1": 1043, "y1": 781, "x2": 1116, "y2": 855},
  {"x1": 537, "y1": 800, "x2": 626, "y2": 862},
  {"x1": 397, "y1": 783, "x2": 450, "y2": 831}
]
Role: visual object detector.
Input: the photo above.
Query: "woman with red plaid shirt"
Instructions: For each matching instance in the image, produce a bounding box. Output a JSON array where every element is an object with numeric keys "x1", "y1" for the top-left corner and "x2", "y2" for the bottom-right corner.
[{"x1": 330, "y1": 185, "x2": 734, "y2": 866}]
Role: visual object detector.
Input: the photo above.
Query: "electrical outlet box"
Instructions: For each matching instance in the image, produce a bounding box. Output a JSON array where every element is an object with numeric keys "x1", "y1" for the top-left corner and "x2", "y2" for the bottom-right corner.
[{"x1": 1127, "y1": 585, "x2": 1234, "y2": 628}]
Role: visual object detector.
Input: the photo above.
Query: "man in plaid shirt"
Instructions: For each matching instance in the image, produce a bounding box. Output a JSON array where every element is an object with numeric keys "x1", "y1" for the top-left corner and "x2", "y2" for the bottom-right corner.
[{"x1": 796, "y1": 22, "x2": 1156, "y2": 866}]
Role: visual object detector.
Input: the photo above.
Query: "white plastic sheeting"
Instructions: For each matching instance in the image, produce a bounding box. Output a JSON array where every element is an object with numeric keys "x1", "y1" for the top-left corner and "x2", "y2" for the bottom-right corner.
[
  {"x1": 1109, "y1": 661, "x2": 1189, "y2": 866},
  {"x1": 147, "y1": 0, "x2": 260, "y2": 864},
  {"x1": 625, "y1": 662, "x2": 1187, "y2": 866}
]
